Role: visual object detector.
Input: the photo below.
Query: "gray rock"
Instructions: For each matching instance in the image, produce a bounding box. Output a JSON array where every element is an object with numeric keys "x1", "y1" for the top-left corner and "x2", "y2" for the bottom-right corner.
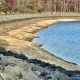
[{"x1": 0, "y1": 53, "x2": 79, "y2": 80}]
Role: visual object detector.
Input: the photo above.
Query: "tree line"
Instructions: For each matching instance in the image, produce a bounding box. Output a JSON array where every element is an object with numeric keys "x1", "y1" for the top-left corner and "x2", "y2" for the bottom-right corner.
[
  {"x1": 38, "y1": 0, "x2": 80, "y2": 13},
  {"x1": 0, "y1": 0, "x2": 80, "y2": 13}
]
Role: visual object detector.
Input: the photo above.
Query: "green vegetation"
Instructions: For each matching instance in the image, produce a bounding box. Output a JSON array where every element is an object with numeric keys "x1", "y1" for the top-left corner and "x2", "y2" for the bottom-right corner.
[
  {"x1": 0, "y1": 4, "x2": 5, "y2": 12},
  {"x1": 27, "y1": 3, "x2": 36, "y2": 10}
]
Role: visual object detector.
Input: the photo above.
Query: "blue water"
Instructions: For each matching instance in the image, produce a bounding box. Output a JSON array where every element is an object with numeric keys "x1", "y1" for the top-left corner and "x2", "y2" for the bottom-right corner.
[{"x1": 33, "y1": 21, "x2": 80, "y2": 65}]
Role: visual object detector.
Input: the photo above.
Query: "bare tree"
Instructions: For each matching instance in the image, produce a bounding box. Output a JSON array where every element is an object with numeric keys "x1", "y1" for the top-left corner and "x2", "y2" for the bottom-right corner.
[{"x1": 4, "y1": 0, "x2": 15, "y2": 12}]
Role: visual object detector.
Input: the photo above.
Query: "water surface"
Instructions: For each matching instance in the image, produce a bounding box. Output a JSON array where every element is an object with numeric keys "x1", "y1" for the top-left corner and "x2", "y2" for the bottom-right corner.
[{"x1": 33, "y1": 21, "x2": 80, "y2": 65}]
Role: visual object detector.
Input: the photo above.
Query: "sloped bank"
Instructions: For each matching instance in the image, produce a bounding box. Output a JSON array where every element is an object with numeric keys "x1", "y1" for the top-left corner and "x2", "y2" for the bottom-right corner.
[
  {"x1": 0, "y1": 47, "x2": 80, "y2": 80},
  {"x1": 0, "y1": 18, "x2": 80, "y2": 71}
]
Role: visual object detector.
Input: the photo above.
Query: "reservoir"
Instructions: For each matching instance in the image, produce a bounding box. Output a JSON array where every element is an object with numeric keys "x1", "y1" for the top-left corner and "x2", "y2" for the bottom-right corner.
[{"x1": 33, "y1": 21, "x2": 80, "y2": 65}]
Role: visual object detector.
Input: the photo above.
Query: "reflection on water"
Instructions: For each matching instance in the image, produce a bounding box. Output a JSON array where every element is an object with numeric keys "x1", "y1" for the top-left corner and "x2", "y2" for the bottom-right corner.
[{"x1": 33, "y1": 21, "x2": 80, "y2": 65}]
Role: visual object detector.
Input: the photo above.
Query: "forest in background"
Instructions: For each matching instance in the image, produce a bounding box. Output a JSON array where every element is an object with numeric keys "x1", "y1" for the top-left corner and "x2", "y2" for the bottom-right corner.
[{"x1": 0, "y1": 0, "x2": 80, "y2": 14}]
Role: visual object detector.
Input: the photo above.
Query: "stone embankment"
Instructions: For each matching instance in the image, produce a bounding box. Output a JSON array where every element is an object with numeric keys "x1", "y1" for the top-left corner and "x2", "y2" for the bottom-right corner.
[{"x1": 0, "y1": 47, "x2": 80, "y2": 80}]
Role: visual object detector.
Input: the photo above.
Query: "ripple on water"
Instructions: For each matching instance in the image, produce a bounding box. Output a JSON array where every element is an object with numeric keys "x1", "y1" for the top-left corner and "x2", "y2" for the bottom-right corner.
[{"x1": 33, "y1": 21, "x2": 80, "y2": 65}]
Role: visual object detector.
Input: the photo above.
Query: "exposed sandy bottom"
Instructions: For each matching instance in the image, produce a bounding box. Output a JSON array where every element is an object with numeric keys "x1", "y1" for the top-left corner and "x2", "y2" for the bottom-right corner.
[{"x1": 0, "y1": 18, "x2": 80, "y2": 71}]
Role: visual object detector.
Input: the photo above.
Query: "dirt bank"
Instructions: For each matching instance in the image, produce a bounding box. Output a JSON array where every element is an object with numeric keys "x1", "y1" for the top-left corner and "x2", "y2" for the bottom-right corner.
[{"x1": 0, "y1": 18, "x2": 80, "y2": 71}]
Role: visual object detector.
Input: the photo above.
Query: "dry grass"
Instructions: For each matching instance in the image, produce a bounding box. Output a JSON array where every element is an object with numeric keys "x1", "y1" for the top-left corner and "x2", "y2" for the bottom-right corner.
[
  {"x1": 0, "y1": 18, "x2": 79, "y2": 71},
  {"x1": 0, "y1": 39, "x2": 9, "y2": 47}
]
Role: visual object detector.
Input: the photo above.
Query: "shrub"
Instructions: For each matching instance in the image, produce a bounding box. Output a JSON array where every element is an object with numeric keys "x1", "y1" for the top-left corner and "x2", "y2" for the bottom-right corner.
[
  {"x1": 0, "y1": 4, "x2": 6, "y2": 12},
  {"x1": 27, "y1": 3, "x2": 36, "y2": 10}
]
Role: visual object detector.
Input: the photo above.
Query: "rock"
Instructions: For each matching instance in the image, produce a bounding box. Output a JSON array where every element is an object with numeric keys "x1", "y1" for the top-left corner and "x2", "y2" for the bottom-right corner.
[
  {"x1": 0, "y1": 48, "x2": 79, "y2": 80},
  {"x1": 45, "y1": 75, "x2": 52, "y2": 80},
  {"x1": 32, "y1": 43, "x2": 43, "y2": 47},
  {"x1": 0, "y1": 77, "x2": 3, "y2": 80}
]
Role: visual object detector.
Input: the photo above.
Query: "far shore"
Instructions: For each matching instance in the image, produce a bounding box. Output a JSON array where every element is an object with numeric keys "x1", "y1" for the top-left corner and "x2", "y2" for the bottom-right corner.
[{"x1": 0, "y1": 16, "x2": 80, "y2": 71}]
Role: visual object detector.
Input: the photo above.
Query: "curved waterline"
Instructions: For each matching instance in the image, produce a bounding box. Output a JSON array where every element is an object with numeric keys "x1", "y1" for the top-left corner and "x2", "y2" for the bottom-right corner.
[{"x1": 33, "y1": 21, "x2": 80, "y2": 65}]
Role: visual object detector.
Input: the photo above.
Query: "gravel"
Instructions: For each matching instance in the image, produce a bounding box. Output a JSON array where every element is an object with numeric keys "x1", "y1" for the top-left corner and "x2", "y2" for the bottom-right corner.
[{"x1": 0, "y1": 12, "x2": 80, "y2": 22}]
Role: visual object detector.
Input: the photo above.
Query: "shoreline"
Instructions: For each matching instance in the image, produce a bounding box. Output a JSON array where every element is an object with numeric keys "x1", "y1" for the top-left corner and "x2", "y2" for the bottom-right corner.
[
  {"x1": 0, "y1": 48, "x2": 80, "y2": 80},
  {"x1": 0, "y1": 18, "x2": 80, "y2": 71},
  {"x1": 32, "y1": 19, "x2": 80, "y2": 71},
  {"x1": 32, "y1": 19, "x2": 80, "y2": 65}
]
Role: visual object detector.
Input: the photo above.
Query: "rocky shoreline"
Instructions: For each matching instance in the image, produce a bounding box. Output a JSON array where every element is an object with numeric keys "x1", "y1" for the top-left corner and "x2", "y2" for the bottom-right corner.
[{"x1": 0, "y1": 47, "x2": 80, "y2": 80}]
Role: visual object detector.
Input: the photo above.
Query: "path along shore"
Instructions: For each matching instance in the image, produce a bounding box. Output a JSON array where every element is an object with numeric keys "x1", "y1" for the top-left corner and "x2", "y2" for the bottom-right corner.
[{"x1": 0, "y1": 15, "x2": 80, "y2": 71}]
